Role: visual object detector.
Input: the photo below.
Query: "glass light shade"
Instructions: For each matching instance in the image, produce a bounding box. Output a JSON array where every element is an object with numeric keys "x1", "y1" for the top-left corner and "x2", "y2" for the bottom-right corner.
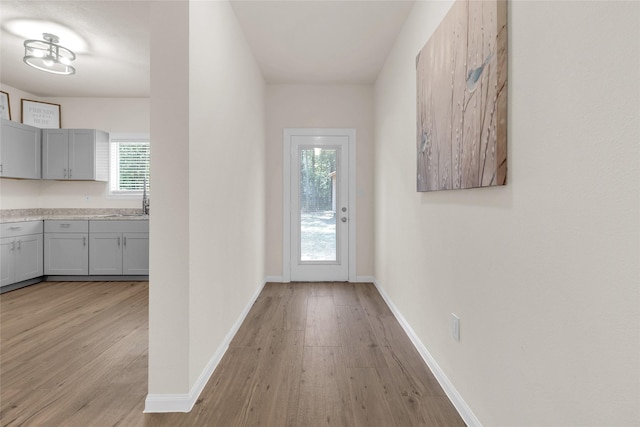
[{"x1": 23, "y1": 33, "x2": 76, "y2": 75}]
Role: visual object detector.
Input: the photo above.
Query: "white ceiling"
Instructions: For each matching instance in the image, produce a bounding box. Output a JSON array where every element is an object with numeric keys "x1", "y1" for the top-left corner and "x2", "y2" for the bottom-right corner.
[
  {"x1": 0, "y1": 1, "x2": 414, "y2": 98},
  {"x1": 0, "y1": 1, "x2": 150, "y2": 98},
  {"x1": 230, "y1": 1, "x2": 415, "y2": 84}
]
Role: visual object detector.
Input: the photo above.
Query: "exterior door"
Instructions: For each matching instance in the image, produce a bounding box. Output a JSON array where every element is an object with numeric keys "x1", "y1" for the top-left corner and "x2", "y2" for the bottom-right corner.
[{"x1": 284, "y1": 129, "x2": 355, "y2": 282}]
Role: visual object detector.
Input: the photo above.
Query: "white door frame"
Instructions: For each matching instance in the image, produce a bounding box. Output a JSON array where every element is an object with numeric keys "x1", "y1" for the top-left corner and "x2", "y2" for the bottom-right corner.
[{"x1": 283, "y1": 128, "x2": 356, "y2": 282}]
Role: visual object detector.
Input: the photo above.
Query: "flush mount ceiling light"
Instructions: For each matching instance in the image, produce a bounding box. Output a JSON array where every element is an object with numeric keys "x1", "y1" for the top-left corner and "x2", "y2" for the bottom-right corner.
[{"x1": 23, "y1": 33, "x2": 76, "y2": 75}]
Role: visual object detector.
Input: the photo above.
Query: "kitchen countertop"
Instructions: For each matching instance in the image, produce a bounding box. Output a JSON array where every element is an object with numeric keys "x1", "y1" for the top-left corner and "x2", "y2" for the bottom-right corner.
[{"x1": 0, "y1": 208, "x2": 149, "y2": 224}]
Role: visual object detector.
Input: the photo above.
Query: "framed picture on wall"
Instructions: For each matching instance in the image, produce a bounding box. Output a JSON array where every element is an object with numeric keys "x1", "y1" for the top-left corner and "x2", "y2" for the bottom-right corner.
[
  {"x1": 21, "y1": 99, "x2": 61, "y2": 128},
  {"x1": 0, "y1": 91, "x2": 10, "y2": 120},
  {"x1": 416, "y1": 0, "x2": 507, "y2": 192}
]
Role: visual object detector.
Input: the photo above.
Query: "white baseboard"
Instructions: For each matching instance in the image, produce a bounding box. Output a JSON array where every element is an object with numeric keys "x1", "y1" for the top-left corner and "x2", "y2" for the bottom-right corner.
[
  {"x1": 143, "y1": 393, "x2": 192, "y2": 413},
  {"x1": 144, "y1": 278, "x2": 268, "y2": 413},
  {"x1": 145, "y1": 276, "x2": 480, "y2": 422},
  {"x1": 372, "y1": 278, "x2": 482, "y2": 427},
  {"x1": 265, "y1": 275, "x2": 373, "y2": 283}
]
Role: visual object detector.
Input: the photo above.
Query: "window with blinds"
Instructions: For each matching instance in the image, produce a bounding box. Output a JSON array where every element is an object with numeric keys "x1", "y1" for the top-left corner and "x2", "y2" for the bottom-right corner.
[{"x1": 109, "y1": 134, "x2": 150, "y2": 197}]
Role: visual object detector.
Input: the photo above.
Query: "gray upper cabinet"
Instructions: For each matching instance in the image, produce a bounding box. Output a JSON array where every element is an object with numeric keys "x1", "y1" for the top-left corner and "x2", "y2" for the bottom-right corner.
[
  {"x1": 41, "y1": 129, "x2": 67, "y2": 180},
  {"x1": 0, "y1": 119, "x2": 41, "y2": 179},
  {"x1": 42, "y1": 129, "x2": 109, "y2": 181}
]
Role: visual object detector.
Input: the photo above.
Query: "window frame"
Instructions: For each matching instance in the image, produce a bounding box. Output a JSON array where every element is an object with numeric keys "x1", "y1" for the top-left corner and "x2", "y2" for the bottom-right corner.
[{"x1": 107, "y1": 133, "x2": 150, "y2": 200}]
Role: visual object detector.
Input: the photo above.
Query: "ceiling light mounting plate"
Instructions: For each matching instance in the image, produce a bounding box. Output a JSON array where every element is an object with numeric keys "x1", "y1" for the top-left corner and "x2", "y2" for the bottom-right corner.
[{"x1": 42, "y1": 33, "x2": 59, "y2": 44}]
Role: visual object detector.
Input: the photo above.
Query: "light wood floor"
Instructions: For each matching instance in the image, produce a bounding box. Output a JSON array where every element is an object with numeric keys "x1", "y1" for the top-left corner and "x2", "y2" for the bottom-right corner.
[{"x1": 1, "y1": 281, "x2": 464, "y2": 426}]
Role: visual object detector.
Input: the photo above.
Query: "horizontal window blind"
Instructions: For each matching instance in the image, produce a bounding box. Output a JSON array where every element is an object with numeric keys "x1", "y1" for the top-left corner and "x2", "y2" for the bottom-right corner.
[{"x1": 109, "y1": 134, "x2": 150, "y2": 196}]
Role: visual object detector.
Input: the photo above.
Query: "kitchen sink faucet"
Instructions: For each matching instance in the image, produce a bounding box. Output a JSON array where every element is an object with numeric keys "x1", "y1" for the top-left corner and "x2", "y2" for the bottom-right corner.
[{"x1": 142, "y1": 173, "x2": 150, "y2": 215}]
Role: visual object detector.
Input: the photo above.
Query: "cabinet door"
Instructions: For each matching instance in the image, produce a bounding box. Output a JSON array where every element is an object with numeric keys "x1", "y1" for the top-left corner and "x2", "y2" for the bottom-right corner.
[
  {"x1": 0, "y1": 237, "x2": 15, "y2": 286},
  {"x1": 122, "y1": 233, "x2": 149, "y2": 275},
  {"x1": 42, "y1": 129, "x2": 69, "y2": 179},
  {"x1": 69, "y1": 130, "x2": 95, "y2": 180},
  {"x1": 44, "y1": 233, "x2": 88, "y2": 275},
  {"x1": 89, "y1": 232, "x2": 123, "y2": 275},
  {"x1": 0, "y1": 119, "x2": 41, "y2": 179},
  {"x1": 14, "y1": 234, "x2": 43, "y2": 282}
]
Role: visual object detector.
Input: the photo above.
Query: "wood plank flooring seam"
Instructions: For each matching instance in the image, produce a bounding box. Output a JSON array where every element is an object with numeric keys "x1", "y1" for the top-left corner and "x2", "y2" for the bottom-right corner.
[{"x1": 1, "y1": 281, "x2": 465, "y2": 426}]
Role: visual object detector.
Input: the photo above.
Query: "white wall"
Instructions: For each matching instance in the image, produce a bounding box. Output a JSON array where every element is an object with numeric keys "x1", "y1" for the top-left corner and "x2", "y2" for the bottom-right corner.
[
  {"x1": 374, "y1": 1, "x2": 640, "y2": 425},
  {"x1": 0, "y1": 177, "x2": 41, "y2": 210},
  {"x1": 0, "y1": 84, "x2": 150, "y2": 210},
  {"x1": 148, "y1": 1, "x2": 191, "y2": 396},
  {"x1": 147, "y1": 0, "x2": 266, "y2": 400},
  {"x1": 188, "y1": 0, "x2": 265, "y2": 386},
  {"x1": 42, "y1": 97, "x2": 149, "y2": 133},
  {"x1": 265, "y1": 84, "x2": 374, "y2": 278}
]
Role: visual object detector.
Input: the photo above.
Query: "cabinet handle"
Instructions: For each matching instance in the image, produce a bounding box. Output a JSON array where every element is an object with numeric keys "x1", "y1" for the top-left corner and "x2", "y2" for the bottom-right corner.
[
  {"x1": 16, "y1": 240, "x2": 21, "y2": 250},
  {"x1": 9, "y1": 226, "x2": 22, "y2": 230},
  {"x1": 117, "y1": 237, "x2": 121, "y2": 246},
  {"x1": 0, "y1": 163, "x2": 3, "y2": 174},
  {"x1": 10, "y1": 241, "x2": 15, "y2": 251},
  {"x1": 69, "y1": 168, "x2": 73, "y2": 178},
  {"x1": 64, "y1": 168, "x2": 67, "y2": 179},
  {"x1": 123, "y1": 236, "x2": 127, "y2": 247},
  {"x1": 60, "y1": 223, "x2": 71, "y2": 228},
  {"x1": 83, "y1": 236, "x2": 87, "y2": 246}
]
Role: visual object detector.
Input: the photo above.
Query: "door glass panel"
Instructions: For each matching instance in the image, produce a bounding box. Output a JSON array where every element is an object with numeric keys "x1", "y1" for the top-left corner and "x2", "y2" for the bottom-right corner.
[{"x1": 299, "y1": 147, "x2": 337, "y2": 262}]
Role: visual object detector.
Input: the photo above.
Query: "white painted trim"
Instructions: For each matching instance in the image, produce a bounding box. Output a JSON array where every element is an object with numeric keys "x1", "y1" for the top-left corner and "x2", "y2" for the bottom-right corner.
[
  {"x1": 355, "y1": 275, "x2": 376, "y2": 283},
  {"x1": 283, "y1": 128, "x2": 357, "y2": 283},
  {"x1": 143, "y1": 393, "x2": 192, "y2": 413},
  {"x1": 372, "y1": 278, "x2": 483, "y2": 427},
  {"x1": 348, "y1": 130, "x2": 357, "y2": 282},
  {"x1": 144, "y1": 279, "x2": 268, "y2": 413},
  {"x1": 108, "y1": 133, "x2": 151, "y2": 200},
  {"x1": 283, "y1": 131, "x2": 292, "y2": 283},
  {"x1": 265, "y1": 276, "x2": 284, "y2": 283},
  {"x1": 110, "y1": 132, "x2": 150, "y2": 142}
]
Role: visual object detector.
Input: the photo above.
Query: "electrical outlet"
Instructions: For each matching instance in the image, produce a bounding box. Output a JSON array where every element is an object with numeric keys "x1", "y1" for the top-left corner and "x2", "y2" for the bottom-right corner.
[{"x1": 451, "y1": 313, "x2": 460, "y2": 341}]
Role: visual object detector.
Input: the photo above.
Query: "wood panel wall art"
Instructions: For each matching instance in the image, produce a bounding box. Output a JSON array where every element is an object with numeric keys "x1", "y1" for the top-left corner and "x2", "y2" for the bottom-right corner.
[{"x1": 416, "y1": 0, "x2": 507, "y2": 192}]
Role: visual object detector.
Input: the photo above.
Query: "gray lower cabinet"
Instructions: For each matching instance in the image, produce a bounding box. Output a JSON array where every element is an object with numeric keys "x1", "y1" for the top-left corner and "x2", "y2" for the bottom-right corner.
[
  {"x1": 1, "y1": 221, "x2": 44, "y2": 287},
  {"x1": 0, "y1": 119, "x2": 41, "y2": 179},
  {"x1": 89, "y1": 232, "x2": 122, "y2": 274},
  {"x1": 89, "y1": 220, "x2": 149, "y2": 275},
  {"x1": 122, "y1": 233, "x2": 149, "y2": 275},
  {"x1": 0, "y1": 238, "x2": 13, "y2": 286},
  {"x1": 44, "y1": 221, "x2": 89, "y2": 275}
]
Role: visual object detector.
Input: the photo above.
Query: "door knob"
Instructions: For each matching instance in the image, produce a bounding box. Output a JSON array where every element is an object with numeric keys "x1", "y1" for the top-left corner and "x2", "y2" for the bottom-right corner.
[
  {"x1": 341, "y1": 217, "x2": 347, "y2": 223},
  {"x1": 341, "y1": 207, "x2": 347, "y2": 212}
]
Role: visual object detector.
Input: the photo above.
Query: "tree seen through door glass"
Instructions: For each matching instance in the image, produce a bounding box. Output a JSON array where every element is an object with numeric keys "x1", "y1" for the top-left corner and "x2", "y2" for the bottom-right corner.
[{"x1": 299, "y1": 148, "x2": 337, "y2": 261}]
